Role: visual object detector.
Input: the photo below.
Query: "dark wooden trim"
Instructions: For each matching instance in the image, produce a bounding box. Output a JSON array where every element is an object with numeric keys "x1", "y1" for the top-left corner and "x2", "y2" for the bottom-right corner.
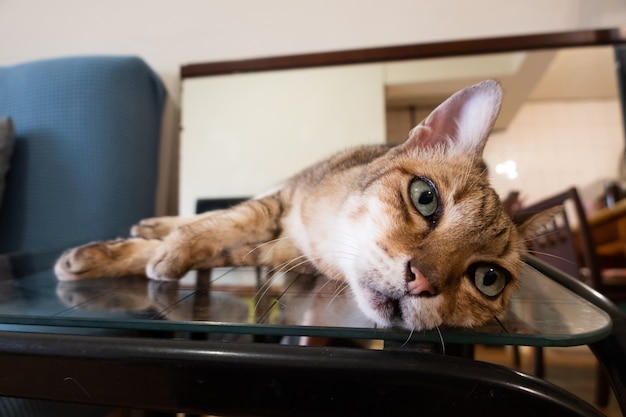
[
  {"x1": 182, "y1": 27, "x2": 626, "y2": 78},
  {"x1": 615, "y1": 45, "x2": 626, "y2": 137}
]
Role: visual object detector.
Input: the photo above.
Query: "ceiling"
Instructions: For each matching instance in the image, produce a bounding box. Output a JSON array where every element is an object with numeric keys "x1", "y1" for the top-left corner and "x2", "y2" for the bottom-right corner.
[{"x1": 384, "y1": 46, "x2": 619, "y2": 130}]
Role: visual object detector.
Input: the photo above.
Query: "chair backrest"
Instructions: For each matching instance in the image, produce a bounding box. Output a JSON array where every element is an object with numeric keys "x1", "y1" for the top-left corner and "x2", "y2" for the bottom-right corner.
[
  {"x1": 514, "y1": 187, "x2": 602, "y2": 288},
  {"x1": 0, "y1": 56, "x2": 166, "y2": 254}
]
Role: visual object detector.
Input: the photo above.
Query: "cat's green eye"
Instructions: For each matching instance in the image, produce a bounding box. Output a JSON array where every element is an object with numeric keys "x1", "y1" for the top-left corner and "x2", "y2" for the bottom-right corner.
[
  {"x1": 470, "y1": 264, "x2": 509, "y2": 298},
  {"x1": 409, "y1": 178, "x2": 439, "y2": 218}
]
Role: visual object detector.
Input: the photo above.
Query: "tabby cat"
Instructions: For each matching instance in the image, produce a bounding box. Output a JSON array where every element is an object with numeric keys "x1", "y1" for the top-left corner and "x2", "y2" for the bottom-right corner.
[{"x1": 55, "y1": 80, "x2": 538, "y2": 331}]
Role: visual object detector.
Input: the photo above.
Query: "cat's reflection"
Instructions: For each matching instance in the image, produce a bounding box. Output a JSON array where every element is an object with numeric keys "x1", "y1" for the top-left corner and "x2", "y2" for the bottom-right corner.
[
  {"x1": 55, "y1": 275, "x2": 249, "y2": 324},
  {"x1": 273, "y1": 273, "x2": 375, "y2": 329},
  {"x1": 55, "y1": 271, "x2": 374, "y2": 330}
]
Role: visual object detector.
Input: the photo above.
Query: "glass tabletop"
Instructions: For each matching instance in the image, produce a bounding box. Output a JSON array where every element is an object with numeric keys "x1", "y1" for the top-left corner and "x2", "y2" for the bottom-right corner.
[{"x1": 0, "y1": 246, "x2": 612, "y2": 347}]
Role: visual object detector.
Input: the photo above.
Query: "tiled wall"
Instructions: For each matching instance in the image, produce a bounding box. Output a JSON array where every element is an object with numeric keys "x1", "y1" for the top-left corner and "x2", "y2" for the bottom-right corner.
[
  {"x1": 387, "y1": 98, "x2": 625, "y2": 207},
  {"x1": 483, "y1": 99, "x2": 624, "y2": 206}
]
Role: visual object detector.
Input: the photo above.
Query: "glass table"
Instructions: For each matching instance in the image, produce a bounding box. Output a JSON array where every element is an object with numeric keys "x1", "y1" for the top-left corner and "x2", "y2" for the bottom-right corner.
[
  {"x1": 0, "y1": 247, "x2": 612, "y2": 348},
  {"x1": 0, "y1": 247, "x2": 623, "y2": 417}
]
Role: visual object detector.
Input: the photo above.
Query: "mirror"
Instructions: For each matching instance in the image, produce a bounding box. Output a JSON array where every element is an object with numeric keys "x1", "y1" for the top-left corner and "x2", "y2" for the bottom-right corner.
[
  {"x1": 383, "y1": 46, "x2": 622, "y2": 211},
  {"x1": 179, "y1": 28, "x2": 626, "y2": 216}
]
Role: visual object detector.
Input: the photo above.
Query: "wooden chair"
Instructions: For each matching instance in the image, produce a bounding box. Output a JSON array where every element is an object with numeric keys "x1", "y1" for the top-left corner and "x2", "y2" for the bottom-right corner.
[
  {"x1": 514, "y1": 188, "x2": 598, "y2": 285},
  {"x1": 513, "y1": 186, "x2": 626, "y2": 406}
]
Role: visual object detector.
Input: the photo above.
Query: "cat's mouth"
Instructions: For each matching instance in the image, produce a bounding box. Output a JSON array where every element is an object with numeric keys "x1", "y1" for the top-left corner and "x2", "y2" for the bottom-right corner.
[{"x1": 358, "y1": 263, "x2": 440, "y2": 326}]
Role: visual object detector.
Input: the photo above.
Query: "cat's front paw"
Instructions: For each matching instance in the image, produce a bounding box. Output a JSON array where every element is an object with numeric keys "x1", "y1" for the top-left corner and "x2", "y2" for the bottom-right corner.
[
  {"x1": 54, "y1": 238, "x2": 159, "y2": 281},
  {"x1": 55, "y1": 240, "x2": 118, "y2": 281},
  {"x1": 145, "y1": 240, "x2": 192, "y2": 281},
  {"x1": 131, "y1": 216, "x2": 181, "y2": 239},
  {"x1": 54, "y1": 240, "x2": 120, "y2": 281}
]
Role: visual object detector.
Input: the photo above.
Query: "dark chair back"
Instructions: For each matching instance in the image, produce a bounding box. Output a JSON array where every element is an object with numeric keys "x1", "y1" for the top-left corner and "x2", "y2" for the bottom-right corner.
[{"x1": 514, "y1": 187, "x2": 602, "y2": 289}]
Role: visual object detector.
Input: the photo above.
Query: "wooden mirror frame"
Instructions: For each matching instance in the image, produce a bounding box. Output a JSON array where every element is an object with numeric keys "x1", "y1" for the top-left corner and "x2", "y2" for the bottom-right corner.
[{"x1": 181, "y1": 28, "x2": 626, "y2": 78}]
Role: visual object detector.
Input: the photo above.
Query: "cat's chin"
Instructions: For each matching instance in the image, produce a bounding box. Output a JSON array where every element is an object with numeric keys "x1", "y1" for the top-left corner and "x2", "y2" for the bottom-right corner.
[
  {"x1": 354, "y1": 284, "x2": 444, "y2": 331},
  {"x1": 397, "y1": 295, "x2": 446, "y2": 330}
]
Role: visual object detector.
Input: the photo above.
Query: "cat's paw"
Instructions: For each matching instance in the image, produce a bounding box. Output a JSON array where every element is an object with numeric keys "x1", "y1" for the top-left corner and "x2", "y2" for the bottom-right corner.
[
  {"x1": 130, "y1": 216, "x2": 181, "y2": 239},
  {"x1": 54, "y1": 238, "x2": 159, "y2": 281},
  {"x1": 55, "y1": 239, "x2": 126, "y2": 281},
  {"x1": 145, "y1": 238, "x2": 192, "y2": 281}
]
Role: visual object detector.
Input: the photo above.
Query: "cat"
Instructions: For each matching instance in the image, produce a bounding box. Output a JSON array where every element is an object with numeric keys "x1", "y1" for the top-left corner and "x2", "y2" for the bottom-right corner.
[{"x1": 55, "y1": 80, "x2": 540, "y2": 331}]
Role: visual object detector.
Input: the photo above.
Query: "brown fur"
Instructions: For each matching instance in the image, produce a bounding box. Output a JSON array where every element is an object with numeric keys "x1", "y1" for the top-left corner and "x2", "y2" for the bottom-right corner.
[{"x1": 55, "y1": 81, "x2": 540, "y2": 331}]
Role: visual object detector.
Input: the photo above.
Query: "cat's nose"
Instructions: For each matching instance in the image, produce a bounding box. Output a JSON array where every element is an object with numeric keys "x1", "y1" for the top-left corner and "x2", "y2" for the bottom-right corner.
[{"x1": 407, "y1": 264, "x2": 436, "y2": 296}]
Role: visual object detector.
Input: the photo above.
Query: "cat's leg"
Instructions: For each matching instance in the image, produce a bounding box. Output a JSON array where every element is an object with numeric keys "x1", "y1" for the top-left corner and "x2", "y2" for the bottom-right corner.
[
  {"x1": 55, "y1": 195, "x2": 294, "y2": 282},
  {"x1": 131, "y1": 214, "x2": 208, "y2": 239},
  {"x1": 131, "y1": 205, "x2": 256, "y2": 239},
  {"x1": 56, "y1": 214, "x2": 213, "y2": 280},
  {"x1": 55, "y1": 238, "x2": 162, "y2": 281},
  {"x1": 146, "y1": 196, "x2": 285, "y2": 281}
]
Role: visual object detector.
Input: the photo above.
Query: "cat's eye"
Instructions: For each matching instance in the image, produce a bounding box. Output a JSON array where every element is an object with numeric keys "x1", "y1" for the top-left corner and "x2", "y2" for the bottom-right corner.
[
  {"x1": 469, "y1": 264, "x2": 510, "y2": 298},
  {"x1": 409, "y1": 178, "x2": 439, "y2": 219}
]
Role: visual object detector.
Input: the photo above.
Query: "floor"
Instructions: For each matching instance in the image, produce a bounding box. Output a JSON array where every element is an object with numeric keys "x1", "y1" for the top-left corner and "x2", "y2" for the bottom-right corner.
[{"x1": 475, "y1": 344, "x2": 622, "y2": 416}]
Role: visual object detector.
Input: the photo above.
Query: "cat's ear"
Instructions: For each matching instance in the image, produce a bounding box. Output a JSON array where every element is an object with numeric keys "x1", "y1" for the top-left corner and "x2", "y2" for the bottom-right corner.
[{"x1": 402, "y1": 80, "x2": 502, "y2": 159}]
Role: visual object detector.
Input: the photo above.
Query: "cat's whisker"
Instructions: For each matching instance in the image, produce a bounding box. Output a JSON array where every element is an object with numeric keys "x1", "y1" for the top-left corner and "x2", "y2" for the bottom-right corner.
[
  {"x1": 253, "y1": 297, "x2": 281, "y2": 324},
  {"x1": 252, "y1": 261, "x2": 308, "y2": 305},
  {"x1": 253, "y1": 269, "x2": 286, "y2": 313},
  {"x1": 267, "y1": 254, "x2": 312, "y2": 275},
  {"x1": 255, "y1": 268, "x2": 278, "y2": 294},
  {"x1": 323, "y1": 281, "x2": 351, "y2": 311},
  {"x1": 244, "y1": 236, "x2": 295, "y2": 261},
  {"x1": 435, "y1": 325, "x2": 446, "y2": 355},
  {"x1": 526, "y1": 249, "x2": 578, "y2": 266},
  {"x1": 254, "y1": 256, "x2": 318, "y2": 307},
  {"x1": 279, "y1": 259, "x2": 318, "y2": 277},
  {"x1": 332, "y1": 280, "x2": 351, "y2": 298},
  {"x1": 253, "y1": 257, "x2": 323, "y2": 314},
  {"x1": 256, "y1": 255, "x2": 311, "y2": 293},
  {"x1": 311, "y1": 276, "x2": 336, "y2": 295},
  {"x1": 254, "y1": 271, "x2": 304, "y2": 323},
  {"x1": 399, "y1": 327, "x2": 415, "y2": 349}
]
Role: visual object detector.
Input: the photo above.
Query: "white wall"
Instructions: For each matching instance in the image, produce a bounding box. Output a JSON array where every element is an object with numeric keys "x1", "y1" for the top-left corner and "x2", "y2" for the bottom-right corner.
[
  {"x1": 1, "y1": 0, "x2": 625, "y2": 213},
  {"x1": 180, "y1": 64, "x2": 385, "y2": 216},
  {"x1": 1, "y1": 0, "x2": 625, "y2": 106}
]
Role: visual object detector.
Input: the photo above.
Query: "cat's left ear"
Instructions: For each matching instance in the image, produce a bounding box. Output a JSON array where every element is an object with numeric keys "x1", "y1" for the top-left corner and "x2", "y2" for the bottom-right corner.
[{"x1": 403, "y1": 80, "x2": 502, "y2": 159}]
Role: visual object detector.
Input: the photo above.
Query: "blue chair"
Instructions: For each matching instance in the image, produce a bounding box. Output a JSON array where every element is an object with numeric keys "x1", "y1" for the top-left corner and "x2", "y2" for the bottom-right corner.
[
  {"x1": 0, "y1": 55, "x2": 166, "y2": 254},
  {"x1": 0, "y1": 55, "x2": 167, "y2": 416}
]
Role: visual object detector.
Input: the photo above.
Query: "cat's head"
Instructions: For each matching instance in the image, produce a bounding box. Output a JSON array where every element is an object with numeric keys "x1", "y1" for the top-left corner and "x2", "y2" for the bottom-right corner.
[{"x1": 339, "y1": 80, "x2": 533, "y2": 330}]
